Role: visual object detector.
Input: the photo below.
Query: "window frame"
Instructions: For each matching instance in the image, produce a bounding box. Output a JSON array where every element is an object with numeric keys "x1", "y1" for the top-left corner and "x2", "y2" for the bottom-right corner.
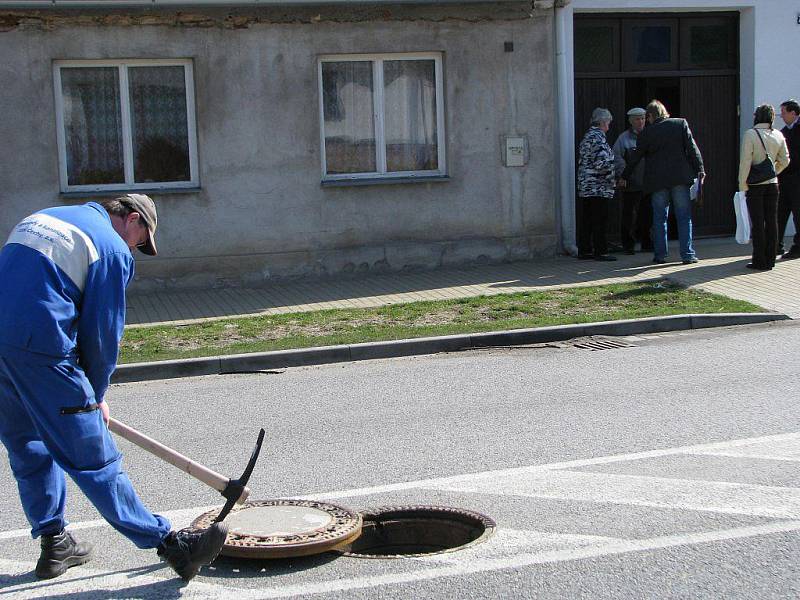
[
  {"x1": 53, "y1": 58, "x2": 199, "y2": 193},
  {"x1": 317, "y1": 52, "x2": 446, "y2": 182}
]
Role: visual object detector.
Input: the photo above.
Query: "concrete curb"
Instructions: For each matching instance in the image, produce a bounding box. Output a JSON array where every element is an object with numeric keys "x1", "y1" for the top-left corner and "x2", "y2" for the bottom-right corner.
[{"x1": 113, "y1": 312, "x2": 789, "y2": 384}]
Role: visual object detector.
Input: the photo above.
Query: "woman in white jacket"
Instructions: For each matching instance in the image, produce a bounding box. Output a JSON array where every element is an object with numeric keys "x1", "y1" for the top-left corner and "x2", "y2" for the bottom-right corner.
[{"x1": 738, "y1": 104, "x2": 790, "y2": 270}]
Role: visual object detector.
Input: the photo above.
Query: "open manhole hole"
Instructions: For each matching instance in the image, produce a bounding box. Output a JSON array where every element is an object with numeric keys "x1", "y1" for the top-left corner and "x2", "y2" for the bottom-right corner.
[
  {"x1": 191, "y1": 501, "x2": 495, "y2": 560},
  {"x1": 339, "y1": 505, "x2": 496, "y2": 558}
]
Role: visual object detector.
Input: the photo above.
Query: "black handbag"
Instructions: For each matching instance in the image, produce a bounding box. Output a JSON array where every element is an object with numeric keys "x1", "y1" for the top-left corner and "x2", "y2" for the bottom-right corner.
[{"x1": 746, "y1": 129, "x2": 777, "y2": 185}]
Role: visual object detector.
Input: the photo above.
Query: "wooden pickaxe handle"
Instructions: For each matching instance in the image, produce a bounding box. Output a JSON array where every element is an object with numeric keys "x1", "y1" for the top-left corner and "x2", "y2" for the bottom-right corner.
[{"x1": 108, "y1": 417, "x2": 250, "y2": 505}]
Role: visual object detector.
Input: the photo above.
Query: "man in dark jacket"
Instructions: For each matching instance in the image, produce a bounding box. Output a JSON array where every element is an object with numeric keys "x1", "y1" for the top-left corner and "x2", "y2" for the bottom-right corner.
[
  {"x1": 623, "y1": 100, "x2": 705, "y2": 264},
  {"x1": 778, "y1": 99, "x2": 800, "y2": 259}
]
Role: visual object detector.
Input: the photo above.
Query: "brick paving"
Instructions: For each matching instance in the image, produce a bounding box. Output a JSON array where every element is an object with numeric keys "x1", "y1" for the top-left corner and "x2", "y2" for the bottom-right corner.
[{"x1": 126, "y1": 237, "x2": 800, "y2": 327}]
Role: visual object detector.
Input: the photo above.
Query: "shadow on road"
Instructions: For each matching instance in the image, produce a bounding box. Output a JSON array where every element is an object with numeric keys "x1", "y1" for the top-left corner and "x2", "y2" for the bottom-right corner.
[
  {"x1": 205, "y1": 551, "x2": 340, "y2": 579},
  {"x1": 0, "y1": 563, "x2": 181, "y2": 599},
  {"x1": 26, "y1": 581, "x2": 184, "y2": 600},
  {"x1": 0, "y1": 552, "x2": 342, "y2": 597}
]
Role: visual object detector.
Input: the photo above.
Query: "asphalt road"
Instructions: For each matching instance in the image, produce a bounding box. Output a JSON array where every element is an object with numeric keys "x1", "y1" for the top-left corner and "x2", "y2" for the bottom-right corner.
[{"x1": 1, "y1": 320, "x2": 799, "y2": 598}]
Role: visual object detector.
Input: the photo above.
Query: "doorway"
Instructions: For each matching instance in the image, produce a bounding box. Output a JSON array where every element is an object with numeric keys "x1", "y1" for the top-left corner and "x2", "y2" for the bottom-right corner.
[
  {"x1": 573, "y1": 12, "x2": 739, "y2": 242},
  {"x1": 626, "y1": 77, "x2": 680, "y2": 118},
  {"x1": 625, "y1": 77, "x2": 681, "y2": 239}
]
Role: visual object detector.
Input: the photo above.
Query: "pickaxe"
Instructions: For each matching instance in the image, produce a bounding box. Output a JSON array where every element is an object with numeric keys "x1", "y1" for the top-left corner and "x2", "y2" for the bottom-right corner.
[{"x1": 108, "y1": 418, "x2": 265, "y2": 523}]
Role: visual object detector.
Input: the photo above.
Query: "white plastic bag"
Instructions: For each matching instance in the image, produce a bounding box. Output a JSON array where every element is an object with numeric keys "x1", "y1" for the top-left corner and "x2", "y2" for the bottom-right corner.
[
  {"x1": 785, "y1": 216, "x2": 797, "y2": 238},
  {"x1": 690, "y1": 178, "x2": 699, "y2": 201},
  {"x1": 733, "y1": 191, "x2": 750, "y2": 244}
]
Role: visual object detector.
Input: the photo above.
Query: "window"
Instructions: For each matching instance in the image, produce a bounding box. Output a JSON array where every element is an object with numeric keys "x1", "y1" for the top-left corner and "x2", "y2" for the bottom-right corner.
[
  {"x1": 318, "y1": 53, "x2": 445, "y2": 181},
  {"x1": 574, "y1": 19, "x2": 620, "y2": 74},
  {"x1": 54, "y1": 59, "x2": 198, "y2": 192},
  {"x1": 680, "y1": 17, "x2": 737, "y2": 70},
  {"x1": 622, "y1": 19, "x2": 678, "y2": 72}
]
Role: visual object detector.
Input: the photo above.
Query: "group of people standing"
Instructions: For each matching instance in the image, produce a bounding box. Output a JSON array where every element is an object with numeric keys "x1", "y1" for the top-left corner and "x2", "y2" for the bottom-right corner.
[
  {"x1": 576, "y1": 97, "x2": 800, "y2": 271},
  {"x1": 577, "y1": 100, "x2": 704, "y2": 264}
]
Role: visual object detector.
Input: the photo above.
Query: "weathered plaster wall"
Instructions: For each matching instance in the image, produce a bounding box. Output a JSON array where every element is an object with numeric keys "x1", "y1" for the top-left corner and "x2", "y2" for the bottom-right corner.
[{"x1": 0, "y1": 4, "x2": 557, "y2": 290}]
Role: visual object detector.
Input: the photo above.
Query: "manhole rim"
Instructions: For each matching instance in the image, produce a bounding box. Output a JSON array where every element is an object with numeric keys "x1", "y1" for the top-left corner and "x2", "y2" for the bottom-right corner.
[
  {"x1": 190, "y1": 498, "x2": 363, "y2": 559},
  {"x1": 339, "y1": 504, "x2": 496, "y2": 559}
]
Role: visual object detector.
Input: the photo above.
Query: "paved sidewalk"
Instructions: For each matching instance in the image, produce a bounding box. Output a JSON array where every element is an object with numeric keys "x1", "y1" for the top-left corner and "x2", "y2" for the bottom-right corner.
[{"x1": 126, "y1": 237, "x2": 800, "y2": 327}]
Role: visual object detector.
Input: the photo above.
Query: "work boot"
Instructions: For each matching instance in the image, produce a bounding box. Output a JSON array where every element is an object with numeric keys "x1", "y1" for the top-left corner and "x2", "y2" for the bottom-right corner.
[
  {"x1": 157, "y1": 523, "x2": 229, "y2": 582},
  {"x1": 35, "y1": 530, "x2": 93, "y2": 579}
]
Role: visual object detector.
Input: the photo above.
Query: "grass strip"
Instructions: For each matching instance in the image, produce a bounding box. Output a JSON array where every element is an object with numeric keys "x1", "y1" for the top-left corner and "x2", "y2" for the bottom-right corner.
[{"x1": 120, "y1": 280, "x2": 763, "y2": 364}]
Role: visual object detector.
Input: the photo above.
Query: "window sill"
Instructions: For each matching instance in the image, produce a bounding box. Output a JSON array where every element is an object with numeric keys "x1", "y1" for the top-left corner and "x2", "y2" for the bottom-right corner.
[
  {"x1": 321, "y1": 175, "x2": 450, "y2": 188},
  {"x1": 60, "y1": 188, "x2": 202, "y2": 199}
]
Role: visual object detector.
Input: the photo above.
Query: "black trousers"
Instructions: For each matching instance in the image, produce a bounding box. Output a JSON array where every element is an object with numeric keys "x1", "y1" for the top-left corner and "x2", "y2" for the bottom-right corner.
[
  {"x1": 778, "y1": 177, "x2": 800, "y2": 251},
  {"x1": 620, "y1": 191, "x2": 653, "y2": 251},
  {"x1": 578, "y1": 196, "x2": 609, "y2": 256},
  {"x1": 746, "y1": 183, "x2": 779, "y2": 269}
]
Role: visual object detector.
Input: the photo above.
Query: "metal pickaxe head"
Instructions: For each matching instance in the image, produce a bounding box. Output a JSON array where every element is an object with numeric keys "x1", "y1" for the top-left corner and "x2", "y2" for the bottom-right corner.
[
  {"x1": 107, "y1": 419, "x2": 266, "y2": 523},
  {"x1": 214, "y1": 428, "x2": 266, "y2": 523}
]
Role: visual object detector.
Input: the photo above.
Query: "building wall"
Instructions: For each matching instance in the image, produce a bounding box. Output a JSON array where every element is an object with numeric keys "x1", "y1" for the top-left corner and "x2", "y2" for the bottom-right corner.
[
  {"x1": 0, "y1": 5, "x2": 558, "y2": 290},
  {"x1": 555, "y1": 0, "x2": 797, "y2": 251}
]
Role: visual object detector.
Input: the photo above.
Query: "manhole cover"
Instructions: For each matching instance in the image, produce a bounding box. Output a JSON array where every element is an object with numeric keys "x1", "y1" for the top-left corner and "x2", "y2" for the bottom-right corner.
[
  {"x1": 191, "y1": 499, "x2": 362, "y2": 559},
  {"x1": 339, "y1": 505, "x2": 495, "y2": 558}
]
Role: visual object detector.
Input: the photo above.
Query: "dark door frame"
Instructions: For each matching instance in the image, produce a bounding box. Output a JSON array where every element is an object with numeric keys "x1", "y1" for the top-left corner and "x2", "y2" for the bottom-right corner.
[{"x1": 573, "y1": 12, "x2": 740, "y2": 238}]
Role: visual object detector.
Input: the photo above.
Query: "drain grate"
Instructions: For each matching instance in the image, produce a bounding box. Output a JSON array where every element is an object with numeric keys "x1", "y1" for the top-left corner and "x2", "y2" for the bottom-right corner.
[{"x1": 570, "y1": 336, "x2": 635, "y2": 351}]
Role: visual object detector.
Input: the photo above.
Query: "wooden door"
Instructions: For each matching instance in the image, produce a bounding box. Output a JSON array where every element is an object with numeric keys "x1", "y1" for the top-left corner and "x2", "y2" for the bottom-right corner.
[
  {"x1": 680, "y1": 75, "x2": 738, "y2": 236},
  {"x1": 574, "y1": 78, "x2": 626, "y2": 244}
]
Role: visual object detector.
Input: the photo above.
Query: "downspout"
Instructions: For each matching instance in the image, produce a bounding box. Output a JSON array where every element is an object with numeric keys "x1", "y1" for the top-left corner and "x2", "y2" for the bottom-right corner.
[{"x1": 554, "y1": 0, "x2": 576, "y2": 255}]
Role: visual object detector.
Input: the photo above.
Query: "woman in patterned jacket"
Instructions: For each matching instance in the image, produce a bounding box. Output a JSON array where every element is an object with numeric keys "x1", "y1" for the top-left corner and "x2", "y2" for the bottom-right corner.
[{"x1": 577, "y1": 107, "x2": 617, "y2": 261}]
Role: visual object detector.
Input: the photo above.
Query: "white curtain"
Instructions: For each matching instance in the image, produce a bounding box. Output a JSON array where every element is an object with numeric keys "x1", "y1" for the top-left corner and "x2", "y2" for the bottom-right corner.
[
  {"x1": 383, "y1": 60, "x2": 438, "y2": 172},
  {"x1": 322, "y1": 61, "x2": 376, "y2": 174}
]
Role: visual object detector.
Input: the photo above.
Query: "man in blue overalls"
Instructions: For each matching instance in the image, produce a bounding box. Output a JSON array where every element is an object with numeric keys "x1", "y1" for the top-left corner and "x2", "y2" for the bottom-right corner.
[{"x1": 0, "y1": 195, "x2": 227, "y2": 581}]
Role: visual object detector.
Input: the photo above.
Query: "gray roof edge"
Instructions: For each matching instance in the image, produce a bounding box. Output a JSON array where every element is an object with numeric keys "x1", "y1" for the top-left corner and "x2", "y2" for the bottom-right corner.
[{"x1": 0, "y1": 0, "x2": 513, "y2": 7}]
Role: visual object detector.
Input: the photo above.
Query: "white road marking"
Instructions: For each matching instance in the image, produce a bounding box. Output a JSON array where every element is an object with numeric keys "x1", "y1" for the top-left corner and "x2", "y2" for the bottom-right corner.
[
  {"x1": 0, "y1": 528, "x2": 620, "y2": 598},
  {"x1": 3, "y1": 431, "x2": 800, "y2": 598},
  {"x1": 418, "y1": 528, "x2": 622, "y2": 564},
  {"x1": 302, "y1": 431, "x2": 800, "y2": 501},
  {"x1": 687, "y1": 435, "x2": 800, "y2": 462},
  {"x1": 695, "y1": 452, "x2": 800, "y2": 463},
  {"x1": 430, "y1": 470, "x2": 800, "y2": 518},
  {"x1": 243, "y1": 520, "x2": 800, "y2": 599},
  {"x1": 0, "y1": 558, "x2": 232, "y2": 599},
  {"x1": 3, "y1": 431, "x2": 799, "y2": 541},
  {"x1": 3, "y1": 522, "x2": 800, "y2": 599}
]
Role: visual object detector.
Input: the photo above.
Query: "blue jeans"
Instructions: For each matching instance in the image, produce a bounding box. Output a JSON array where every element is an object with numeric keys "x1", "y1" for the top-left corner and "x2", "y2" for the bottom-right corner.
[{"x1": 651, "y1": 185, "x2": 695, "y2": 261}]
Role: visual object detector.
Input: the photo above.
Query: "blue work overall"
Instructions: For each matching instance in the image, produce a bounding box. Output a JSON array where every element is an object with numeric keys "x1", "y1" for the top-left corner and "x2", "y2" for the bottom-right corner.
[
  {"x1": 0, "y1": 203, "x2": 170, "y2": 547},
  {"x1": 0, "y1": 349, "x2": 170, "y2": 547}
]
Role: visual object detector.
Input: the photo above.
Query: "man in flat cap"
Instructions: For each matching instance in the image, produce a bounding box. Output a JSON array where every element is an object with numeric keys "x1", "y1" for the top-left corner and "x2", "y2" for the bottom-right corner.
[
  {"x1": 613, "y1": 107, "x2": 653, "y2": 254},
  {"x1": 0, "y1": 195, "x2": 227, "y2": 582}
]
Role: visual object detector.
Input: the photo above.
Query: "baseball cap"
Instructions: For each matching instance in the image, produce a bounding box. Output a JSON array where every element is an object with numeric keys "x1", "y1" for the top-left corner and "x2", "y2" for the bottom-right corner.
[
  {"x1": 627, "y1": 107, "x2": 646, "y2": 117},
  {"x1": 117, "y1": 193, "x2": 158, "y2": 256}
]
